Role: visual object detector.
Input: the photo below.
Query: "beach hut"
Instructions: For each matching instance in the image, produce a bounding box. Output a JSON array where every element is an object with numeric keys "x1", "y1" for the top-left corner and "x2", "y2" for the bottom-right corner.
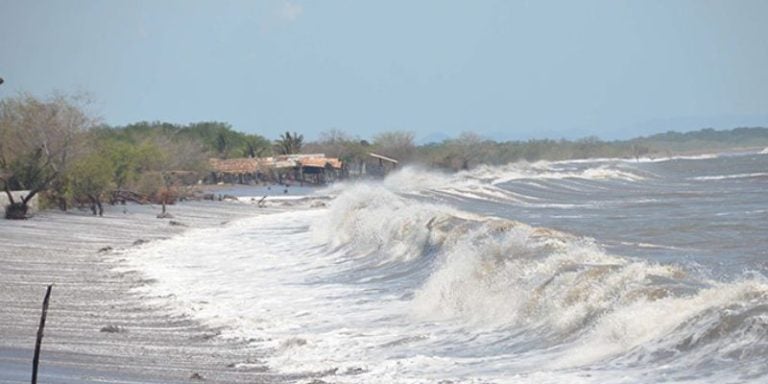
[
  {"x1": 365, "y1": 152, "x2": 399, "y2": 176},
  {"x1": 209, "y1": 154, "x2": 343, "y2": 185},
  {"x1": 208, "y1": 158, "x2": 269, "y2": 184},
  {"x1": 298, "y1": 156, "x2": 343, "y2": 184}
]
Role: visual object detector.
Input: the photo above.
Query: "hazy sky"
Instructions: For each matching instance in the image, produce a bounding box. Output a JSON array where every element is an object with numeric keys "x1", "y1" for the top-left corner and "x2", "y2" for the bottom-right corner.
[{"x1": 1, "y1": 0, "x2": 767, "y2": 141}]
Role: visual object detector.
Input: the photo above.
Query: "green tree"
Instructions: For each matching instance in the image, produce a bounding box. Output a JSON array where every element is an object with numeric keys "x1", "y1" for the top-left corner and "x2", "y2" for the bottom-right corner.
[
  {"x1": 67, "y1": 152, "x2": 115, "y2": 216},
  {"x1": 242, "y1": 134, "x2": 272, "y2": 158},
  {"x1": 215, "y1": 132, "x2": 230, "y2": 157},
  {"x1": 180, "y1": 121, "x2": 243, "y2": 159}
]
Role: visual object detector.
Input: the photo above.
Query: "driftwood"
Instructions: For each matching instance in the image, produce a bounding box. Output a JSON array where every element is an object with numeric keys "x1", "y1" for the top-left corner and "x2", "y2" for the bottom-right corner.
[
  {"x1": 110, "y1": 190, "x2": 150, "y2": 205},
  {"x1": 32, "y1": 284, "x2": 53, "y2": 384},
  {"x1": 1, "y1": 171, "x2": 57, "y2": 220}
]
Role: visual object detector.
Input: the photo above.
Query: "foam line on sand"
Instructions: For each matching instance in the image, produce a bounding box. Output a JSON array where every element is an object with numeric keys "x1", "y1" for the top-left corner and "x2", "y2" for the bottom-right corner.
[{"x1": 0, "y1": 201, "x2": 285, "y2": 384}]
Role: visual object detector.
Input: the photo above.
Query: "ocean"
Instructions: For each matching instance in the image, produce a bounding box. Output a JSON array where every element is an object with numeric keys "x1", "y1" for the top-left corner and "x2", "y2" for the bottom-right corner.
[{"x1": 121, "y1": 150, "x2": 768, "y2": 383}]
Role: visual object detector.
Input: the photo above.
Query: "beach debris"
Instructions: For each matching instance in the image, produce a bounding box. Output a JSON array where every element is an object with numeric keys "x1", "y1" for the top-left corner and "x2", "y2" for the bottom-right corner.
[
  {"x1": 226, "y1": 358, "x2": 269, "y2": 371},
  {"x1": 194, "y1": 330, "x2": 222, "y2": 341},
  {"x1": 345, "y1": 367, "x2": 365, "y2": 375},
  {"x1": 321, "y1": 367, "x2": 339, "y2": 376},
  {"x1": 97, "y1": 246, "x2": 113, "y2": 253},
  {"x1": 156, "y1": 212, "x2": 174, "y2": 219},
  {"x1": 169, "y1": 220, "x2": 187, "y2": 227},
  {"x1": 190, "y1": 372, "x2": 205, "y2": 380},
  {"x1": 138, "y1": 278, "x2": 158, "y2": 285},
  {"x1": 132, "y1": 239, "x2": 150, "y2": 246},
  {"x1": 280, "y1": 337, "x2": 308, "y2": 349},
  {"x1": 307, "y1": 380, "x2": 330, "y2": 384},
  {"x1": 100, "y1": 324, "x2": 126, "y2": 333},
  {"x1": 32, "y1": 284, "x2": 53, "y2": 384},
  {"x1": 311, "y1": 200, "x2": 326, "y2": 208}
]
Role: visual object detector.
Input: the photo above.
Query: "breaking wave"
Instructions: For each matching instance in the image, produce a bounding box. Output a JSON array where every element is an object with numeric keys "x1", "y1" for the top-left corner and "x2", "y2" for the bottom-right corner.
[
  {"x1": 691, "y1": 172, "x2": 768, "y2": 181},
  {"x1": 460, "y1": 162, "x2": 648, "y2": 184},
  {"x1": 312, "y1": 181, "x2": 768, "y2": 381},
  {"x1": 122, "y1": 157, "x2": 768, "y2": 383},
  {"x1": 356, "y1": 162, "x2": 650, "y2": 205}
]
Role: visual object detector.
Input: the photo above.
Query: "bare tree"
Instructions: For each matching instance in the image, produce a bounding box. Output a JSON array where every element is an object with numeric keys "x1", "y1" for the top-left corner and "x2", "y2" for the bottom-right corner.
[
  {"x1": 372, "y1": 131, "x2": 416, "y2": 162},
  {"x1": 147, "y1": 135, "x2": 208, "y2": 218},
  {"x1": 444, "y1": 132, "x2": 484, "y2": 170},
  {"x1": 0, "y1": 93, "x2": 96, "y2": 218},
  {"x1": 305, "y1": 129, "x2": 371, "y2": 177}
]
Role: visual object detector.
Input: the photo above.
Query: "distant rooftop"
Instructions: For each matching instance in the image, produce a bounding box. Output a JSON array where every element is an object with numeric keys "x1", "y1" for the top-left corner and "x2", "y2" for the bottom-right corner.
[{"x1": 210, "y1": 154, "x2": 342, "y2": 174}]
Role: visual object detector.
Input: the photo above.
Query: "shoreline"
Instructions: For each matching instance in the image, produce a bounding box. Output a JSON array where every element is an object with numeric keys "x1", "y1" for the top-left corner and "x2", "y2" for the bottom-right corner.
[{"x1": 0, "y1": 201, "x2": 284, "y2": 383}]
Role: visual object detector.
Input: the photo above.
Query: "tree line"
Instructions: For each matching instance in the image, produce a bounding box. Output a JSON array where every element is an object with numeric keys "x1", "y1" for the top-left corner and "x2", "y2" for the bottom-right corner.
[{"x1": 3, "y1": 93, "x2": 768, "y2": 219}]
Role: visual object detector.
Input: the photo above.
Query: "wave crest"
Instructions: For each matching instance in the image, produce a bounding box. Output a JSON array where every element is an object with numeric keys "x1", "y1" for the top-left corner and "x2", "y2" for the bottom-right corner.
[{"x1": 317, "y1": 180, "x2": 768, "y2": 369}]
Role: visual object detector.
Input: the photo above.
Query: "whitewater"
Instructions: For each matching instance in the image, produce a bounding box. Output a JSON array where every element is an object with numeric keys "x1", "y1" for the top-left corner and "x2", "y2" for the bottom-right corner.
[{"x1": 118, "y1": 150, "x2": 768, "y2": 383}]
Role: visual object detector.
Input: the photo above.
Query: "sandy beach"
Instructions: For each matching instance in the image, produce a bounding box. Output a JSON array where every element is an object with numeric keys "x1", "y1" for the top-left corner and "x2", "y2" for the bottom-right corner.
[{"x1": 0, "y1": 201, "x2": 286, "y2": 384}]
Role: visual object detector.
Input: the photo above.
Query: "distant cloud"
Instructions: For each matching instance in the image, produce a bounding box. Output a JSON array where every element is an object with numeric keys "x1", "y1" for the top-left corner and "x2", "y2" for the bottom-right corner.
[
  {"x1": 137, "y1": 25, "x2": 149, "y2": 39},
  {"x1": 136, "y1": 16, "x2": 149, "y2": 39},
  {"x1": 258, "y1": 0, "x2": 303, "y2": 34},
  {"x1": 276, "y1": 0, "x2": 303, "y2": 22}
]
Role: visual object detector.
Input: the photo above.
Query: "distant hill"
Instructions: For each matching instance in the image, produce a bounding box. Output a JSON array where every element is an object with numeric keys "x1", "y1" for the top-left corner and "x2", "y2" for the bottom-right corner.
[
  {"x1": 416, "y1": 127, "x2": 768, "y2": 171},
  {"x1": 628, "y1": 127, "x2": 768, "y2": 154},
  {"x1": 417, "y1": 132, "x2": 453, "y2": 145}
]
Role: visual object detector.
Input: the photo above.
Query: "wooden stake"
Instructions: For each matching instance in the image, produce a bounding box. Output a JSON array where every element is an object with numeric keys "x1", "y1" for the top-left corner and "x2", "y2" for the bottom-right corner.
[{"x1": 31, "y1": 284, "x2": 52, "y2": 384}]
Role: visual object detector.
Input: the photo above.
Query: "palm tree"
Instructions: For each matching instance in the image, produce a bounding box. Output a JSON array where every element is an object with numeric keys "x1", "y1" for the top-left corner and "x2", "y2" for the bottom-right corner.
[{"x1": 275, "y1": 131, "x2": 304, "y2": 155}]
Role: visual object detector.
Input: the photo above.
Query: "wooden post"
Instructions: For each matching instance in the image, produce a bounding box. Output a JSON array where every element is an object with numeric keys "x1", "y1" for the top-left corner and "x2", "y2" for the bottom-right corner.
[{"x1": 31, "y1": 284, "x2": 52, "y2": 384}]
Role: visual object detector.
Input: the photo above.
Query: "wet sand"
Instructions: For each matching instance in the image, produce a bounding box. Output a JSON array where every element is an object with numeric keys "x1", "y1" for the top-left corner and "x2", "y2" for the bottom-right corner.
[{"x1": 0, "y1": 201, "x2": 285, "y2": 383}]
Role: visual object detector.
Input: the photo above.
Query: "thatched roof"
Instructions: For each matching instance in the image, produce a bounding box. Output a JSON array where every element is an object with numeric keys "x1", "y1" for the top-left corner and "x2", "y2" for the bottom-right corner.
[
  {"x1": 209, "y1": 158, "x2": 266, "y2": 173},
  {"x1": 210, "y1": 154, "x2": 343, "y2": 173},
  {"x1": 299, "y1": 157, "x2": 343, "y2": 169}
]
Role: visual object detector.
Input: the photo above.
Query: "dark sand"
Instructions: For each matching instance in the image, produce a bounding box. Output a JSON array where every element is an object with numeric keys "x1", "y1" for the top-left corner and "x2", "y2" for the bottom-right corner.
[{"x1": 0, "y1": 201, "x2": 289, "y2": 383}]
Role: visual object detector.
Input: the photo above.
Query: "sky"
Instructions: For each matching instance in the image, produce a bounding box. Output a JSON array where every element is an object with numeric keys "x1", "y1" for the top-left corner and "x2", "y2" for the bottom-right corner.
[{"x1": 1, "y1": 0, "x2": 767, "y2": 142}]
